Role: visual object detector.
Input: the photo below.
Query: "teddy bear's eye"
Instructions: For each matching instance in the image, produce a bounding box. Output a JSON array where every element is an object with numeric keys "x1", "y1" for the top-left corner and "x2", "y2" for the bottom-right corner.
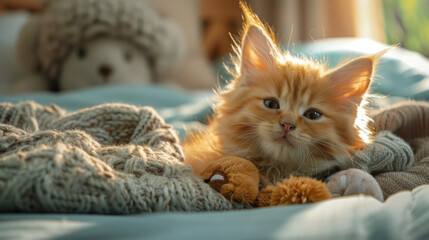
[
  {"x1": 77, "y1": 48, "x2": 87, "y2": 59},
  {"x1": 124, "y1": 52, "x2": 132, "y2": 62}
]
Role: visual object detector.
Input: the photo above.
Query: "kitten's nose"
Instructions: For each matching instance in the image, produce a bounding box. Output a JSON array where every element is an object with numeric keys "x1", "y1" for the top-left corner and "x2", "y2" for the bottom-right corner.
[
  {"x1": 99, "y1": 65, "x2": 113, "y2": 78},
  {"x1": 280, "y1": 122, "x2": 296, "y2": 134}
]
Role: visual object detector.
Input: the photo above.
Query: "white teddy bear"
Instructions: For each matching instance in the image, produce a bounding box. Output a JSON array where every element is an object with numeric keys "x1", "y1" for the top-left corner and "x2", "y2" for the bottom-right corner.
[
  {"x1": 11, "y1": 0, "x2": 184, "y2": 93},
  {"x1": 59, "y1": 38, "x2": 153, "y2": 91}
]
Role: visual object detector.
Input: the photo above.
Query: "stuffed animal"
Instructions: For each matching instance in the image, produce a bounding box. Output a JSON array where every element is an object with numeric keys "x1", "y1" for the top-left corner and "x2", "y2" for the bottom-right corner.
[{"x1": 10, "y1": 0, "x2": 184, "y2": 93}]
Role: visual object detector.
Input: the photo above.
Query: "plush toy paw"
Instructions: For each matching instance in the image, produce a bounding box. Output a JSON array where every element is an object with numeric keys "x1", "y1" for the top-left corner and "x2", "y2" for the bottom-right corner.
[
  {"x1": 327, "y1": 168, "x2": 384, "y2": 201},
  {"x1": 258, "y1": 176, "x2": 331, "y2": 207},
  {"x1": 200, "y1": 156, "x2": 259, "y2": 205}
]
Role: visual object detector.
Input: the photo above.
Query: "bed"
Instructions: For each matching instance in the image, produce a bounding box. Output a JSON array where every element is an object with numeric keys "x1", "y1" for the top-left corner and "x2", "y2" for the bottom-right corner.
[
  {"x1": 0, "y1": 38, "x2": 428, "y2": 240},
  {"x1": 2, "y1": 5, "x2": 429, "y2": 240}
]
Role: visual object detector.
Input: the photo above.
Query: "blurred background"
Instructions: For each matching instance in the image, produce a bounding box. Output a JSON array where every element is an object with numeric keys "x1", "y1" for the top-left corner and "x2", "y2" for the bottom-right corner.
[
  {"x1": 0, "y1": 0, "x2": 428, "y2": 94},
  {"x1": 202, "y1": 0, "x2": 429, "y2": 60},
  {"x1": 2, "y1": 0, "x2": 428, "y2": 59}
]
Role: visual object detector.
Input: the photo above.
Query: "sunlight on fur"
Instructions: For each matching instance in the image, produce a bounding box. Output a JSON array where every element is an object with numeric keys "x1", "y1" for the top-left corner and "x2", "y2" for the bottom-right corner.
[{"x1": 354, "y1": 100, "x2": 373, "y2": 144}]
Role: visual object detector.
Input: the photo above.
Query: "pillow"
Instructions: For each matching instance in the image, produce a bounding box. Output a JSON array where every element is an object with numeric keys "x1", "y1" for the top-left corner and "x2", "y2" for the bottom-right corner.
[
  {"x1": 147, "y1": 0, "x2": 217, "y2": 89},
  {"x1": 0, "y1": 12, "x2": 29, "y2": 94},
  {"x1": 294, "y1": 38, "x2": 429, "y2": 101}
]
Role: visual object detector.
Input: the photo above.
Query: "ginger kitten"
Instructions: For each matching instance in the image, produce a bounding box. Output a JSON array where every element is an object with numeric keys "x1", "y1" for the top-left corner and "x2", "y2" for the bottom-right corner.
[{"x1": 184, "y1": 3, "x2": 383, "y2": 185}]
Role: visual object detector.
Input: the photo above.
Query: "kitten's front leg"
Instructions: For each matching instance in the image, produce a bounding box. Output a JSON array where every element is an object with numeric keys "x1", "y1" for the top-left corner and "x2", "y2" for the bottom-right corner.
[
  {"x1": 326, "y1": 169, "x2": 384, "y2": 201},
  {"x1": 200, "y1": 156, "x2": 260, "y2": 205}
]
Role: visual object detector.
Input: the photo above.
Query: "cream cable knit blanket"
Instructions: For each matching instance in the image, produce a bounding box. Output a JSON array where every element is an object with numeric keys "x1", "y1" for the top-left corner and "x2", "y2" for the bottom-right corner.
[
  {"x1": 316, "y1": 102, "x2": 429, "y2": 198},
  {"x1": 0, "y1": 101, "x2": 428, "y2": 213},
  {"x1": 370, "y1": 101, "x2": 429, "y2": 197},
  {"x1": 319, "y1": 101, "x2": 429, "y2": 198},
  {"x1": 0, "y1": 102, "x2": 237, "y2": 214}
]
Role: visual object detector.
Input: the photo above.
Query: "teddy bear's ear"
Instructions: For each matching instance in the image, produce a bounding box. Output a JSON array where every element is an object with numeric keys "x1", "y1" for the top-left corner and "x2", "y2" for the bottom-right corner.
[{"x1": 16, "y1": 15, "x2": 42, "y2": 73}]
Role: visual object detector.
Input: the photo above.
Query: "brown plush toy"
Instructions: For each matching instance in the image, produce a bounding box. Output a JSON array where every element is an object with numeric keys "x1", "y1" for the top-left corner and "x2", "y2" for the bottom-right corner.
[{"x1": 201, "y1": 156, "x2": 331, "y2": 207}]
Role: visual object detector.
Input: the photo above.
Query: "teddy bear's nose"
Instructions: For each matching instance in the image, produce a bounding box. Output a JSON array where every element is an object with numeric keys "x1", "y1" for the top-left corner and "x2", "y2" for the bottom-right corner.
[{"x1": 99, "y1": 65, "x2": 113, "y2": 78}]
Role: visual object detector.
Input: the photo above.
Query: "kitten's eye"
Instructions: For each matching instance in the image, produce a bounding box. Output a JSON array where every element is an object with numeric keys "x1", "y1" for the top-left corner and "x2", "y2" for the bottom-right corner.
[
  {"x1": 124, "y1": 52, "x2": 133, "y2": 62},
  {"x1": 263, "y1": 99, "x2": 279, "y2": 109},
  {"x1": 304, "y1": 109, "x2": 323, "y2": 120},
  {"x1": 77, "y1": 48, "x2": 87, "y2": 59}
]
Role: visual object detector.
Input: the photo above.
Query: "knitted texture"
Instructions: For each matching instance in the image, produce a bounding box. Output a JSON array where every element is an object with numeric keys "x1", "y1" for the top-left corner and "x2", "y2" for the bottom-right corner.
[
  {"x1": 0, "y1": 102, "x2": 239, "y2": 214},
  {"x1": 321, "y1": 101, "x2": 429, "y2": 198},
  {"x1": 18, "y1": 0, "x2": 183, "y2": 84},
  {"x1": 306, "y1": 102, "x2": 429, "y2": 199},
  {"x1": 370, "y1": 101, "x2": 429, "y2": 197},
  {"x1": 333, "y1": 131, "x2": 414, "y2": 175}
]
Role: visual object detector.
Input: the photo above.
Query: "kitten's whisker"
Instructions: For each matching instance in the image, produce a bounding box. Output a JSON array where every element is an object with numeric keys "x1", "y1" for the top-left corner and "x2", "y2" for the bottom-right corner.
[
  {"x1": 309, "y1": 28, "x2": 318, "y2": 45},
  {"x1": 287, "y1": 25, "x2": 294, "y2": 51},
  {"x1": 307, "y1": 148, "x2": 317, "y2": 177},
  {"x1": 307, "y1": 142, "x2": 332, "y2": 178},
  {"x1": 228, "y1": 130, "x2": 259, "y2": 144},
  {"x1": 312, "y1": 139, "x2": 353, "y2": 164},
  {"x1": 295, "y1": 144, "x2": 306, "y2": 174},
  {"x1": 232, "y1": 133, "x2": 260, "y2": 155},
  {"x1": 308, "y1": 142, "x2": 329, "y2": 161},
  {"x1": 305, "y1": 144, "x2": 318, "y2": 177},
  {"x1": 312, "y1": 139, "x2": 347, "y2": 153},
  {"x1": 315, "y1": 141, "x2": 351, "y2": 159}
]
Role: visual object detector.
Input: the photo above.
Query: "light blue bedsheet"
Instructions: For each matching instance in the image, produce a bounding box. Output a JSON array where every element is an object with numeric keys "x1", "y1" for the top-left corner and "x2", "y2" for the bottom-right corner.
[
  {"x1": 1, "y1": 186, "x2": 429, "y2": 240},
  {"x1": 1, "y1": 38, "x2": 429, "y2": 239}
]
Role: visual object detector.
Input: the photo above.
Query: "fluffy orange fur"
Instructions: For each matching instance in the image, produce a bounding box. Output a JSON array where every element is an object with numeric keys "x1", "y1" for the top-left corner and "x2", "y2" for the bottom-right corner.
[{"x1": 184, "y1": 2, "x2": 384, "y2": 184}]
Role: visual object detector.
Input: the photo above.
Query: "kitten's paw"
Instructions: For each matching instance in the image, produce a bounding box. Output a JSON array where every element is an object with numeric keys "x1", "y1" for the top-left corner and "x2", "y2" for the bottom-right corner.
[
  {"x1": 201, "y1": 156, "x2": 259, "y2": 205},
  {"x1": 327, "y1": 169, "x2": 384, "y2": 201},
  {"x1": 268, "y1": 176, "x2": 331, "y2": 206},
  {"x1": 219, "y1": 180, "x2": 258, "y2": 205}
]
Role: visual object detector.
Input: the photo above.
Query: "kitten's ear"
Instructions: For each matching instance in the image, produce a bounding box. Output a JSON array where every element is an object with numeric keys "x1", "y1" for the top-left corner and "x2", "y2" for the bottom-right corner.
[
  {"x1": 326, "y1": 56, "x2": 375, "y2": 106},
  {"x1": 327, "y1": 48, "x2": 391, "y2": 106},
  {"x1": 240, "y1": 26, "x2": 277, "y2": 79}
]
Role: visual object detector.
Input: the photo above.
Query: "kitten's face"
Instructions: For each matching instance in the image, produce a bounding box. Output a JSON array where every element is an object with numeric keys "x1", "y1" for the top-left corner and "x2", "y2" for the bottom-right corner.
[
  {"x1": 218, "y1": 60, "x2": 363, "y2": 169},
  {"x1": 215, "y1": 16, "x2": 379, "y2": 176}
]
